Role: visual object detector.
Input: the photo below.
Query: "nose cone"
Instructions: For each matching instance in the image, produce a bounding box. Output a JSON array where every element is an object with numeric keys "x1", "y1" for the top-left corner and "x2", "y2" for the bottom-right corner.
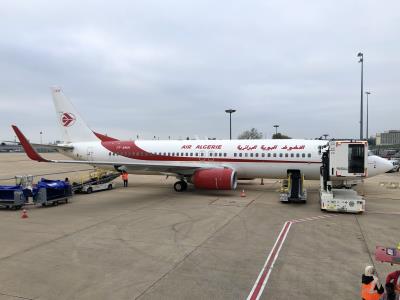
[
  {"x1": 382, "y1": 158, "x2": 395, "y2": 173},
  {"x1": 367, "y1": 156, "x2": 394, "y2": 177}
]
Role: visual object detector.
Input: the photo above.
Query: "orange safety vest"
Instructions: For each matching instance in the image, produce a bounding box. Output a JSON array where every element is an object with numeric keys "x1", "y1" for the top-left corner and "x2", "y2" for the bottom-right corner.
[
  {"x1": 361, "y1": 282, "x2": 381, "y2": 300},
  {"x1": 121, "y1": 173, "x2": 128, "y2": 180}
]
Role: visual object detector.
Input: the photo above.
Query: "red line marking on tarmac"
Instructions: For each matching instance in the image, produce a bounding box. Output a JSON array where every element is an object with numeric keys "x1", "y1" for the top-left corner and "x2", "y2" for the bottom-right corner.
[{"x1": 246, "y1": 214, "x2": 337, "y2": 300}]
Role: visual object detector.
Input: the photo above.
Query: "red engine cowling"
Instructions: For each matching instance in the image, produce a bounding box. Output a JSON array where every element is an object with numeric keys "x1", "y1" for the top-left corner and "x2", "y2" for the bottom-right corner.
[{"x1": 191, "y1": 168, "x2": 237, "y2": 190}]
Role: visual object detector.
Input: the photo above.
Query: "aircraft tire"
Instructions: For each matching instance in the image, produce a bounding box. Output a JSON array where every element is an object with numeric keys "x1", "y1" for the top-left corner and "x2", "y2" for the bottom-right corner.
[{"x1": 174, "y1": 181, "x2": 187, "y2": 192}]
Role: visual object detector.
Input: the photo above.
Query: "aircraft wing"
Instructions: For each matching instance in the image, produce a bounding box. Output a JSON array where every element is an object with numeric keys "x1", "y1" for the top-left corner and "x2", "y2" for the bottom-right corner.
[
  {"x1": 12, "y1": 125, "x2": 215, "y2": 176},
  {"x1": 30, "y1": 143, "x2": 74, "y2": 151}
]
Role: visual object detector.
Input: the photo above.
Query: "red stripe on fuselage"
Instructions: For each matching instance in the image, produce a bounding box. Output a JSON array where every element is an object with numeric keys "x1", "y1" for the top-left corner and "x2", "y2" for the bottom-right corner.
[{"x1": 100, "y1": 141, "x2": 321, "y2": 164}]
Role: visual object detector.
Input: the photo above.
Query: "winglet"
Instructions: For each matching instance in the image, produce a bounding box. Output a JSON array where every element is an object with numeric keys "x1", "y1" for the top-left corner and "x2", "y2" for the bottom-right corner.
[{"x1": 11, "y1": 125, "x2": 49, "y2": 162}]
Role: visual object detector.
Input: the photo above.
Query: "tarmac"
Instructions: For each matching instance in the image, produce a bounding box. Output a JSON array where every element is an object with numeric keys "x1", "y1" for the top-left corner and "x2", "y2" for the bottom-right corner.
[{"x1": 0, "y1": 153, "x2": 399, "y2": 300}]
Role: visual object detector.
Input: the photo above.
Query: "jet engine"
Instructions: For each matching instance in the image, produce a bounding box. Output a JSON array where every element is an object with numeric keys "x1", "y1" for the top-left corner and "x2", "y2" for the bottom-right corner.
[{"x1": 191, "y1": 168, "x2": 237, "y2": 190}]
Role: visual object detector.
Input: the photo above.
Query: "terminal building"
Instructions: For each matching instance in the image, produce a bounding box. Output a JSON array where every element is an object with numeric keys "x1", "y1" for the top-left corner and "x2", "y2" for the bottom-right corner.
[{"x1": 376, "y1": 130, "x2": 400, "y2": 145}]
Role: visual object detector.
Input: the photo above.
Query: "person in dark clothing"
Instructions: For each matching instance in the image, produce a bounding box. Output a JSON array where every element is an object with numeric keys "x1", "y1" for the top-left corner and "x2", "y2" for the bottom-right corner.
[
  {"x1": 386, "y1": 270, "x2": 400, "y2": 290},
  {"x1": 362, "y1": 265, "x2": 384, "y2": 300},
  {"x1": 380, "y1": 282, "x2": 399, "y2": 300}
]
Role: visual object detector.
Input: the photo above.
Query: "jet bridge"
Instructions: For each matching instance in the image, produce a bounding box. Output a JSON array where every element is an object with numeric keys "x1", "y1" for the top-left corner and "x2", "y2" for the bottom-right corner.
[{"x1": 320, "y1": 140, "x2": 368, "y2": 213}]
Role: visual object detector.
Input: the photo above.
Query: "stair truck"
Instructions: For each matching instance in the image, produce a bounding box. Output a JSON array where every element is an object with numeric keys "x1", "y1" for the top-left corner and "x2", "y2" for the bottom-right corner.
[
  {"x1": 320, "y1": 140, "x2": 368, "y2": 213},
  {"x1": 280, "y1": 170, "x2": 307, "y2": 203}
]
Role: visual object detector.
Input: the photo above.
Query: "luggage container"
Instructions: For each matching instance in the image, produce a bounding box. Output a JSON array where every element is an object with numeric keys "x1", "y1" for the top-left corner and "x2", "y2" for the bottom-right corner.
[
  {"x1": 33, "y1": 179, "x2": 72, "y2": 206},
  {"x1": 0, "y1": 186, "x2": 28, "y2": 209}
]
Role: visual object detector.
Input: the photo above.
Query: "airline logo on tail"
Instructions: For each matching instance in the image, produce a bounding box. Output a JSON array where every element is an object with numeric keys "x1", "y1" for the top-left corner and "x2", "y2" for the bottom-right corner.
[{"x1": 61, "y1": 112, "x2": 76, "y2": 127}]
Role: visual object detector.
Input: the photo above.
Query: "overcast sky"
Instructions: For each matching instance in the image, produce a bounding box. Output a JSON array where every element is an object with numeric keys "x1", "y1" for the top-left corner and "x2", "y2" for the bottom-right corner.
[{"x1": 0, "y1": 0, "x2": 399, "y2": 143}]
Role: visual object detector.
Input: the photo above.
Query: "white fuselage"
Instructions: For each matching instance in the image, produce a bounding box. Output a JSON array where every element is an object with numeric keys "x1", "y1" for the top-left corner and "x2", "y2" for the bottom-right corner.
[{"x1": 59, "y1": 139, "x2": 389, "y2": 180}]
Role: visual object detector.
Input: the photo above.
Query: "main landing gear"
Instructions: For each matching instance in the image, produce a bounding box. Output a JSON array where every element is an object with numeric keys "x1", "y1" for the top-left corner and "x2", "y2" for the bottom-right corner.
[{"x1": 174, "y1": 180, "x2": 188, "y2": 192}]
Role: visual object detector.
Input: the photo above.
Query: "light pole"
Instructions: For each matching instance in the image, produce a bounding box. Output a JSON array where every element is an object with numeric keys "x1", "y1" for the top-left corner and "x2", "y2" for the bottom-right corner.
[
  {"x1": 225, "y1": 109, "x2": 236, "y2": 140},
  {"x1": 357, "y1": 52, "x2": 364, "y2": 140},
  {"x1": 273, "y1": 125, "x2": 279, "y2": 136},
  {"x1": 365, "y1": 91, "x2": 371, "y2": 139},
  {"x1": 40, "y1": 131, "x2": 43, "y2": 144}
]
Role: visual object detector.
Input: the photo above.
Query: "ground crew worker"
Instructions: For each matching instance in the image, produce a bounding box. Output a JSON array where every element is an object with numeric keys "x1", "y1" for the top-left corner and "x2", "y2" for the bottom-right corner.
[
  {"x1": 386, "y1": 270, "x2": 400, "y2": 292},
  {"x1": 362, "y1": 265, "x2": 384, "y2": 300},
  {"x1": 121, "y1": 171, "x2": 128, "y2": 187}
]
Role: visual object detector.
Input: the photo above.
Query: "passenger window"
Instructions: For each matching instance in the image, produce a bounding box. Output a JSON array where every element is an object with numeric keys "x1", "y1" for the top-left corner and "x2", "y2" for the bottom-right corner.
[
  {"x1": 302, "y1": 153, "x2": 306, "y2": 158},
  {"x1": 255, "y1": 153, "x2": 259, "y2": 157},
  {"x1": 219, "y1": 153, "x2": 222, "y2": 157},
  {"x1": 195, "y1": 153, "x2": 199, "y2": 157},
  {"x1": 181, "y1": 153, "x2": 184, "y2": 156},
  {"x1": 245, "y1": 153, "x2": 248, "y2": 157},
  {"x1": 234, "y1": 153, "x2": 237, "y2": 157},
  {"x1": 168, "y1": 152, "x2": 170, "y2": 156},
  {"x1": 279, "y1": 153, "x2": 283, "y2": 157},
  {"x1": 201, "y1": 152, "x2": 204, "y2": 157},
  {"x1": 190, "y1": 153, "x2": 193, "y2": 156},
  {"x1": 307, "y1": 153, "x2": 311, "y2": 158},
  {"x1": 186, "y1": 153, "x2": 189, "y2": 156},
  {"x1": 267, "y1": 153, "x2": 271, "y2": 157},
  {"x1": 285, "y1": 153, "x2": 288, "y2": 157},
  {"x1": 273, "y1": 153, "x2": 276, "y2": 157},
  {"x1": 163, "y1": 152, "x2": 166, "y2": 156},
  {"x1": 172, "y1": 153, "x2": 175, "y2": 156},
  {"x1": 239, "y1": 153, "x2": 242, "y2": 157},
  {"x1": 262, "y1": 153, "x2": 265, "y2": 157},
  {"x1": 250, "y1": 153, "x2": 253, "y2": 157},
  {"x1": 291, "y1": 153, "x2": 294, "y2": 157},
  {"x1": 224, "y1": 153, "x2": 227, "y2": 157},
  {"x1": 296, "y1": 153, "x2": 300, "y2": 158}
]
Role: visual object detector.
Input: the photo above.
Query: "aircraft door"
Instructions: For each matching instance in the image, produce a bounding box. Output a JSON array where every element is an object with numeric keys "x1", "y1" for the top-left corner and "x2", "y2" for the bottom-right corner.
[
  {"x1": 199, "y1": 150, "x2": 206, "y2": 162},
  {"x1": 87, "y1": 147, "x2": 94, "y2": 161},
  {"x1": 208, "y1": 151, "x2": 214, "y2": 161}
]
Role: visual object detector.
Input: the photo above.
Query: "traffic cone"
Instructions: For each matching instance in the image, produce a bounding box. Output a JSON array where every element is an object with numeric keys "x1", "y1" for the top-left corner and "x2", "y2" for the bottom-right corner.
[
  {"x1": 21, "y1": 209, "x2": 28, "y2": 219},
  {"x1": 240, "y1": 189, "x2": 246, "y2": 197}
]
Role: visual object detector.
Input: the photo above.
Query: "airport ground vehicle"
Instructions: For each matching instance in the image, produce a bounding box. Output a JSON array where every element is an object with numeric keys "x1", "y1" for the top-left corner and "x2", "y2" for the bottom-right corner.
[
  {"x1": 11, "y1": 87, "x2": 393, "y2": 193},
  {"x1": 375, "y1": 246, "x2": 400, "y2": 265},
  {"x1": 80, "y1": 182, "x2": 114, "y2": 194},
  {"x1": 71, "y1": 169, "x2": 119, "y2": 194},
  {"x1": 319, "y1": 140, "x2": 367, "y2": 213}
]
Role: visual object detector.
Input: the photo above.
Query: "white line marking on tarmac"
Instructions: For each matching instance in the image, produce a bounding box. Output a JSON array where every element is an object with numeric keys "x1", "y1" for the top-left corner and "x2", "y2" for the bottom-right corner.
[{"x1": 246, "y1": 214, "x2": 337, "y2": 300}]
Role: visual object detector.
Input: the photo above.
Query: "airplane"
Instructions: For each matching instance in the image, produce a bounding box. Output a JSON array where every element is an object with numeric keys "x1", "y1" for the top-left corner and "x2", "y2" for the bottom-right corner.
[{"x1": 11, "y1": 87, "x2": 393, "y2": 192}]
